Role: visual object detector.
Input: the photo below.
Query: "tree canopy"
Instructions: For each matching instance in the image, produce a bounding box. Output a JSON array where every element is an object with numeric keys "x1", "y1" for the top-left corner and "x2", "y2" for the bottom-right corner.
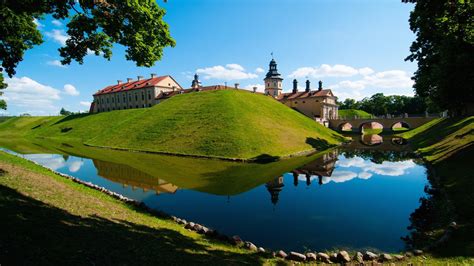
[
  {"x1": 404, "y1": 0, "x2": 473, "y2": 115},
  {"x1": 338, "y1": 93, "x2": 439, "y2": 116},
  {"x1": 0, "y1": 0, "x2": 175, "y2": 110}
]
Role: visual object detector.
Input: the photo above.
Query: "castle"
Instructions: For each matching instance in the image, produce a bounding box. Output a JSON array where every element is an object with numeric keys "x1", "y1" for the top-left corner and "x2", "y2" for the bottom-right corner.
[{"x1": 90, "y1": 58, "x2": 338, "y2": 124}]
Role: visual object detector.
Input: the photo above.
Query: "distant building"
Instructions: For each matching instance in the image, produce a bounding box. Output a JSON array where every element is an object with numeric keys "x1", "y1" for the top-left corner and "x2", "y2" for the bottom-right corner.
[
  {"x1": 263, "y1": 58, "x2": 339, "y2": 125},
  {"x1": 91, "y1": 74, "x2": 183, "y2": 113}
]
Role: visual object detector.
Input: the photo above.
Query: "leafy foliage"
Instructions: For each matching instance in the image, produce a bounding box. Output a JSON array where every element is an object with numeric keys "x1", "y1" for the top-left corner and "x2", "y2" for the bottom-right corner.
[
  {"x1": 404, "y1": 0, "x2": 474, "y2": 115},
  {"x1": 339, "y1": 93, "x2": 438, "y2": 116},
  {"x1": 0, "y1": 0, "x2": 175, "y2": 109},
  {"x1": 59, "y1": 108, "x2": 72, "y2": 116}
]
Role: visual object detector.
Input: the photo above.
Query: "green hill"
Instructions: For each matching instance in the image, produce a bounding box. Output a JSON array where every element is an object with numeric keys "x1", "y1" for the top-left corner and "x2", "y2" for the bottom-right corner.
[
  {"x1": 338, "y1": 109, "x2": 372, "y2": 118},
  {"x1": 0, "y1": 90, "x2": 344, "y2": 160}
]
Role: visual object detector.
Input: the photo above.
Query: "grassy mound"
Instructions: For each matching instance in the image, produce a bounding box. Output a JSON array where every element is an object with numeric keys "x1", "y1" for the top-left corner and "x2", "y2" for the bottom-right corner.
[
  {"x1": 398, "y1": 117, "x2": 473, "y2": 163},
  {"x1": 338, "y1": 109, "x2": 372, "y2": 118},
  {"x1": 0, "y1": 90, "x2": 344, "y2": 160}
]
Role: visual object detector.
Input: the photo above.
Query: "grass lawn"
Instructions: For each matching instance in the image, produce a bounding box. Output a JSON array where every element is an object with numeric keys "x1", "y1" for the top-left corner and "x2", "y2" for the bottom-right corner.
[
  {"x1": 338, "y1": 109, "x2": 373, "y2": 119},
  {"x1": 361, "y1": 128, "x2": 383, "y2": 135},
  {"x1": 0, "y1": 90, "x2": 345, "y2": 160},
  {"x1": 398, "y1": 116, "x2": 474, "y2": 257},
  {"x1": 0, "y1": 151, "x2": 266, "y2": 265}
]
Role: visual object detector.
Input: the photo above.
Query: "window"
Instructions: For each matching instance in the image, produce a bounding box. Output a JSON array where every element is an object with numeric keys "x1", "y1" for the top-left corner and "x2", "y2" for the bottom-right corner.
[
  {"x1": 294, "y1": 101, "x2": 298, "y2": 104},
  {"x1": 129, "y1": 95, "x2": 132, "y2": 102},
  {"x1": 112, "y1": 97, "x2": 114, "y2": 103},
  {"x1": 106, "y1": 98, "x2": 109, "y2": 104},
  {"x1": 141, "y1": 92, "x2": 144, "y2": 100},
  {"x1": 148, "y1": 104, "x2": 152, "y2": 107},
  {"x1": 135, "y1": 94, "x2": 138, "y2": 101},
  {"x1": 148, "y1": 92, "x2": 151, "y2": 100}
]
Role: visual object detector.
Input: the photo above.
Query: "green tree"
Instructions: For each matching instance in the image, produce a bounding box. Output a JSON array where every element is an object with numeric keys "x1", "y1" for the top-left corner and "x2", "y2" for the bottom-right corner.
[
  {"x1": 0, "y1": 0, "x2": 175, "y2": 109},
  {"x1": 59, "y1": 108, "x2": 72, "y2": 116},
  {"x1": 404, "y1": 0, "x2": 474, "y2": 116}
]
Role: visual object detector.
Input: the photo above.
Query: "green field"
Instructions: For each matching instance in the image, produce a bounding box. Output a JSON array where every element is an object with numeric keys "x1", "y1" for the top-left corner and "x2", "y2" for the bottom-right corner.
[
  {"x1": 0, "y1": 90, "x2": 345, "y2": 160},
  {"x1": 338, "y1": 109, "x2": 373, "y2": 119}
]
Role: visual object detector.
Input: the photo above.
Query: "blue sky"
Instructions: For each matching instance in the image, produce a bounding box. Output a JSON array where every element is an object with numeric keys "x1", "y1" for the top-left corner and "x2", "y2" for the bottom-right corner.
[{"x1": 1, "y1": 0, "x2": 416, "y2": 116}]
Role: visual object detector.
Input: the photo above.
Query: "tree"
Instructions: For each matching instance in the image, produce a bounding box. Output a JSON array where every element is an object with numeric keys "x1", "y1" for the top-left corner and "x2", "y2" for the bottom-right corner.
[
  {"x1": 60, "y1": 108, "x2": 72, "y2": 116},
  {"x1": 404, "y1": 0, "x2": 474, "y2": 116},
  {"x1": 0, "y1": 73, "x2": 6, "y2": 110},
  {"x1": 0, "y1": 0, "x2": 175, "y2": 109}
]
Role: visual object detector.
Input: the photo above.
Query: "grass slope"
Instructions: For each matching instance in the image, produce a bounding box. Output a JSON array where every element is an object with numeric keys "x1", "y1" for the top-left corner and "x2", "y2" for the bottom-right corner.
[
  {"x1": 398, "y1": 117, "x2": 473, "y2": 163},
  {"x1": 0, "y1": 90, "x2": 344, "y2": 160},
  {"x1": 338, "y1": 109, "x2": 372, "y2": 118},
  {"x1": 398, "y1": 117, "x2": 474, "y2": 257},
  {"x1": 0, "y1": 151, "x2": 471, "y2": 264}
]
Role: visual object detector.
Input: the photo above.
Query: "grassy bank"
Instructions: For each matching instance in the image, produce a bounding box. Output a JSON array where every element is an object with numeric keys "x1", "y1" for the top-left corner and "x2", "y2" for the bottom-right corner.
[
  {"x1": 1, "y1": 151, "x2": 471, "y2": 264},
  {"x1": 0, "y1": 151, "x2": 265, "y2": 265},
  {"x1": 338, "y1": 109, "x2": 372, "y2": 118},
  {"x1": 0, "y1": 90, "x2": 344, "y2": 160},
  {"x1": 398, "y1": 117, "x2": 474, "y2": 257}
]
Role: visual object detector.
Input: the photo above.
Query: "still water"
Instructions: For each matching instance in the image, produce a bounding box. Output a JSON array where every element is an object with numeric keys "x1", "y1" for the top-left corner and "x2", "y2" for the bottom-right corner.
[{"x1": 1, "y1": 135, "x2": 427, "y2": 252}]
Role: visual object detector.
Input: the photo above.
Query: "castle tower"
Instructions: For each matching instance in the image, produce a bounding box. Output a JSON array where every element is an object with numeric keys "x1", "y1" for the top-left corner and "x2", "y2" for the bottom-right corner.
[
  {"x1": 264, "y1": 58, "x2": 283, "y2": 97},
  {"x1": 191, "y1": 73, "x2": 201, "y2": 89}
]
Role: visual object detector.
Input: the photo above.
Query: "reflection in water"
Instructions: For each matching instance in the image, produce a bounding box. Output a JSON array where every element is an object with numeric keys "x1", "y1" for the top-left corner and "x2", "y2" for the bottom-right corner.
[
  {"x1": 1, "y1": 139, "x2": 428, "y2": 252},
  {"x1": 392, "y1": 137, "x2": 408, "y2": 145},
  {"x1": 93, "y1": 160, "x2": 178, "y2": 194},
  {"x1": 361, "y1": 134, "x2": 383, "y2": 146}
]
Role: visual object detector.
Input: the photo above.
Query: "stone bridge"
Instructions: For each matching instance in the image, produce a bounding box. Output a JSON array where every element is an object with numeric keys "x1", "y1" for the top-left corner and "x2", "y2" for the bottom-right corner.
[{"x1": 328, "y1": 116, "x2": 439, "y2": 132}]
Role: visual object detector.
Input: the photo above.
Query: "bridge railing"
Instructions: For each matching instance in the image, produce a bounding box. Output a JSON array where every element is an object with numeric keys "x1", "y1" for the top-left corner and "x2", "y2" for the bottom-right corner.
[{"x1": 336, "y1": 112, "x2": 444, "y2": 120}]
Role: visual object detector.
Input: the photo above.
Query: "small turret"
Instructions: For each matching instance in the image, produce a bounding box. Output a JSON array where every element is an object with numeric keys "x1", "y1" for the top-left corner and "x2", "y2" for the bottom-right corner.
[
  {"x1": 305, "y1": 80, "x2": 311, "y2": 93},
  {"x1": 191, "y1": 73, "x2": 201, "y2": 89},
  {"x1": 292, "y1": 79, "x2": 298, "y2": 93},
  {"x1": 318, "y1": 80, "x2": 323, "y2": 91}
]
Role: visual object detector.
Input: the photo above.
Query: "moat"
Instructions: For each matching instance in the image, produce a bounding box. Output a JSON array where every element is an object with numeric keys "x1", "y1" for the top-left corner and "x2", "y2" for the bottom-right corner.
[{"x1": 1, "y1": 134, "x2": 428, "y2": 252}]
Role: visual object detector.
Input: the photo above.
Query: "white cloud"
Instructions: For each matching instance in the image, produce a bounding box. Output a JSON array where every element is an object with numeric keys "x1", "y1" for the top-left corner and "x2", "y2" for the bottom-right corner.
[
  {"x1": 63, "y1": 84, "x2": 79, "y2": 96},
  {"x1": 51, "y1": 19, "x2": 63, "y2": 27},
  {"x1": 359, "y1": 67, "x2": 375, "y2": 76},
  {"x1": 26, "y1": 154, "x2": 66, "y2": 170},
  {"x1": 244, "y1": 84, "x2": 265, "y2": 92},
  {"x1": 196, "y1": 64, "x2": 258, "y2": 80},
  {"x1": 80, "y1": 101, "x2": 91, "y2": 107},
  {"x1": 33, "y1": 18, "x2": 44, "y2": 28},
  {"x1": 289, "y1": 64, "x2": 364, "y2": 78},
  {"x1": 331, "y1": 69, "x2": 415, "y2": 100},
  {"x1": 68, "y1": 161, "x2": 83, "y2": 172},
  {"x1": 45, "y1": 29, "x2": 68, "y2": 45},
  {"x1": 47, "y1": 60, "x2": 67, "y2": 68},
  {"x1": 337, "y1": 156, "x2": 417, "y2": 177},
  {"x1": 255, "y1": 67, "x2": 265, "y2": 73},
  {"x1": 4, "y1": 77, "x2": 61, "y2": 112},
  {"x1": 328, "y1": 170, "x2": 359, "y2": 183}
]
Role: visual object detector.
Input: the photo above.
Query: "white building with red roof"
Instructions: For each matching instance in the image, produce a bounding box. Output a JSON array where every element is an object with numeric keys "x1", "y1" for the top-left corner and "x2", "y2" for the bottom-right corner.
[
  {"x1": 90, "y1": 74, "x2": 183, "y2": 113},
  {"x1": 263, "y1": 58, "x2": 339, "y2": 125}
]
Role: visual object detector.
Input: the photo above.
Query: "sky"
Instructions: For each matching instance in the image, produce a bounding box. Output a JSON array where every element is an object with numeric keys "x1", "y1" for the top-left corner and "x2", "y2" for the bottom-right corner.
[{"x1": 1, "y1": 0, "x2": 417, "y2": 116}]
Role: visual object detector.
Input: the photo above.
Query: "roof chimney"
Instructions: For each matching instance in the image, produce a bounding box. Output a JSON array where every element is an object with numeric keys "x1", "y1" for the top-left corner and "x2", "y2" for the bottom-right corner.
[
  {"x1": 253, "y1": 86, "x2": 257, "y2": 93},
  {"x1": 151, "y1": 73, "x2": 157, "y2": 78},
  {"x1": 137, "y1": 76, "x2": 144, "y2": 81},
  {"x1": 127, "y1": 78, "x2": 133, "y2": 83},
  {"x1": 293, "y1": 79, "x2": 298, "y2": 93},
  {"x1": 305, "y1": 80, "x2": 310, "y2": 92},
  {"x1": 318, "y1": 80, "x2": 323, "y2": 91},
  {"x1": 234, "y1": 83, "x2": 240, "y2": 89},
  {"x1": 117, "y1": 80, "x2": 122, "y2": 85}
]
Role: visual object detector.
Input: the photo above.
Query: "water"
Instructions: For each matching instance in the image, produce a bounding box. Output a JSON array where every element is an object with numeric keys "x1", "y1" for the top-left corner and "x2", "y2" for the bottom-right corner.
[{"x1": 1, "y1": 135, "x2": 427, "y2": 252}]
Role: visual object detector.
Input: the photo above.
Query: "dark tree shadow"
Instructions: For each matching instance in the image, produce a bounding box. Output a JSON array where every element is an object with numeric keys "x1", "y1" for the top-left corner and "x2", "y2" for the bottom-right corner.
[
  {"x1": 0, "y1": 185, "x2": 263, "y2": 265},
  {"x1": 305, "y1": 137, "x2": 332, "y2": 150},
  {"x1": 52, "y1": 113, "x2": 91, "y2": 125},
  {"x1": 250, "y1": 154, "x2": 280, "y2": 163}
]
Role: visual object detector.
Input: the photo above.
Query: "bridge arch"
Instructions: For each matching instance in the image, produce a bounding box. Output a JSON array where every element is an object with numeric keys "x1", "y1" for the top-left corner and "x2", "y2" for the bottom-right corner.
[
  {"x1": 391, "y1": 121, "x2": 411, "y2": 132},
  {"x1": 359, "y1": 121, "x2": 384, "y2": 134},
  {"x1": 338, "y1": 122, "x2": 353, "y2": 132}
]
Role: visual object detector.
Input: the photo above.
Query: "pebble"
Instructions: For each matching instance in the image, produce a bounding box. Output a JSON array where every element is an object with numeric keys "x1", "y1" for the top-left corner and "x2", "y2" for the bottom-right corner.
[
  {"x1": 394, "y1": 254, "x2": 405, "y2": 261},
  {"x1": 244, "y1": 241, "x2": 257, "y2": 251},
  {"x1": 287, "y1": 251, "x2": 306, "y2": 262},
  {"x1": 317, "y1": 252, "x2": 331, "y2": 263},
  {"x1": 379, "y1": 253, "x2": 393, "y2": 262},
  {"x1": 354, "y1": 251, "x2": 364, "y2": 263},
  {"x1": 276, "y1": 250, "x2": 287, "y2": 258},
  {"x1": 337, "y1": 250, "x2": 351, "y2": 263},
  {"x1": 414, "y1": 249, "x2": 424, "y2": 256},
  {"x1": 306, "y1": 252, "x2": 317, "y2": 261},
  {"x1": 364, "y1": 251, "x2": 378, "y2": 261},
  {"x1": 258, "y1": 247, "x2": 265, "y2": 253},
  {"x1": 231, "y1": 235, "x2": 243, "y2": 246}
]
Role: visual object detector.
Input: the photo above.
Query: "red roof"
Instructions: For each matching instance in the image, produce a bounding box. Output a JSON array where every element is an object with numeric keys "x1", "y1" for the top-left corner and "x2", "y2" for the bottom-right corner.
[
  {"x1": 94, "y1": 76, "x2": 169, "y2": 96},
  {"x1": 278, "y1": 89, "x2": 334, "y2": 100},
  {"x1": 155, "y1": 85, "x2": 254, "y2": 100}
]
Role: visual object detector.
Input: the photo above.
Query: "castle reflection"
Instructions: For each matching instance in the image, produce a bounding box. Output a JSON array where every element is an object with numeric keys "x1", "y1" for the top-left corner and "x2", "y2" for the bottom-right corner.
[
  {"x1": 266, "y1": 149, "x2": 338, "y2": 205},
  {"x1": 93, "y1": 159, "x2": 178, "y2": 194}
]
